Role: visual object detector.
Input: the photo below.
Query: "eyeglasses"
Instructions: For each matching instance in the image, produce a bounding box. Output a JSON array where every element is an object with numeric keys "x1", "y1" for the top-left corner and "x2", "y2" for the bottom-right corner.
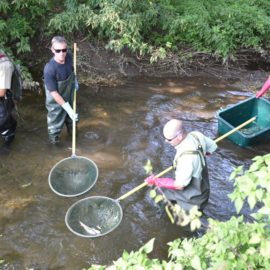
[
  {"x1": 164, "y1": 131, "x2": 181, "y2": 142},
  {"x1": 54, "y1": 48, "x2": 67, "y2": 53}
]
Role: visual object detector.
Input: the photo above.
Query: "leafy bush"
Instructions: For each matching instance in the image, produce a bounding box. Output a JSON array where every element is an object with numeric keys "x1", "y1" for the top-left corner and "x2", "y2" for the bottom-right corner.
[
  {"x1": 2, "y1": 0, "x2": 270, "y2": 71},
  {"x1": 47, "y1": 0, "x2": 270, "y2": 62},
  {"x1": 0, "y1": 0, "x2": 51, "y2": 81},
  {"x1": 0, "y1": 0, "x2": 50, "y2": 55}
]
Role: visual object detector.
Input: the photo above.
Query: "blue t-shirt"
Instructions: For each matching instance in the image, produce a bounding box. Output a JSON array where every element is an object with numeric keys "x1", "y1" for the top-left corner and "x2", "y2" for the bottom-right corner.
[{"x1": 44, "y1": 52, "x2": 73, "y2": 92}]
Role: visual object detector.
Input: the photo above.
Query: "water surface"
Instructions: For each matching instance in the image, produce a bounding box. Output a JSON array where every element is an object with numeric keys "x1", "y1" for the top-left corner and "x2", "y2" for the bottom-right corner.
[{"x1": 0, "y1": 76, "x2": 269, "y2": 269}]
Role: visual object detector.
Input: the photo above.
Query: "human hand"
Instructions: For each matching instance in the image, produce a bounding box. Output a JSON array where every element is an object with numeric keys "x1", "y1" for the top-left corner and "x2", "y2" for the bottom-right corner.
[
  {"x1": 144, "y1": 175, "x2": 157, "y2": 185},
  {"x1": 145, "y1": 175, "x2": 176, "y2": 190},
  {"x1": 256, "y1": 90, "x2": 263, "y2": 98},
  {"x1": 62, "y1": 102, "x2": 78, "y2": 121},
  {"x1": 256, "y1": 77, "x2": 270, "y2": 98}
]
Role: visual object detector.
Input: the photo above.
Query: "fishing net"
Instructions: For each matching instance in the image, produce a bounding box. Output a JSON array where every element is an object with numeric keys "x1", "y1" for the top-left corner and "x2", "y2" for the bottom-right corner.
[
  {"x1": 49, "y1": 156, "x2": 98, "y2": 197},
  {"x1": 65, "y1": 196, "x2": 123, "y2": 237}
]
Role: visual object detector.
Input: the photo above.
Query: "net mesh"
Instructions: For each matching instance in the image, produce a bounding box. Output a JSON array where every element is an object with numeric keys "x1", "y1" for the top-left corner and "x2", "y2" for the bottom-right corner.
[
  {"x1": 65, "y1": 196, "x2": 123, "y2": 237},
  {"x1": 49, "y1": 156, "x2": 98, "y2": 197}
]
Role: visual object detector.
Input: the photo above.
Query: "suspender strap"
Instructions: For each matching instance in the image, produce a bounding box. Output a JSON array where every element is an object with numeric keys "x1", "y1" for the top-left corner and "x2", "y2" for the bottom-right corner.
[{"x1": 173, "y1": 133, "x2": 206, "y2": 169}]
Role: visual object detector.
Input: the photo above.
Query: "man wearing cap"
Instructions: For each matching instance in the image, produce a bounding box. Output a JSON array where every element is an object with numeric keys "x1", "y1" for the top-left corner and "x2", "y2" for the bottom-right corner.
[
  {"x1": 0, "y1": 50, "x2": 17, "y2": 145},
  {"x1": 43, "y1": 36, "x2": 78, "y2": 144},
  {"x1": 145, "y1": 119, "x2": 217, "y2": 212}
]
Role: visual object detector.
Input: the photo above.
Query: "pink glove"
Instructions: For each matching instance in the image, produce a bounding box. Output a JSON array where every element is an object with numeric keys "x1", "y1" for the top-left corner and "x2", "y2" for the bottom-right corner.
[
  {"x1": 145, "y1": 175, "x2": 176, "y2": 190},
  {"x1": 256, "y1": 77, "x2": 270, "y2": 98},
  {"x1": 145, "y1": 175, "x2": 157, "y2": 185}
]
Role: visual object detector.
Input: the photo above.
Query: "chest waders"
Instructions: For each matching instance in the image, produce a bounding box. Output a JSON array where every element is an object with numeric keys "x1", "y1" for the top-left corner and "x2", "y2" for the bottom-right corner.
[
  {"x1": 163, "y1": 133, "x2": 209, "y2": 212},
  {"x1": 0, "y1": 90, "x2": 17, "y2": 144},
  {"x1": 45, "y1": 72, "x2": 75, "y2": 141}
]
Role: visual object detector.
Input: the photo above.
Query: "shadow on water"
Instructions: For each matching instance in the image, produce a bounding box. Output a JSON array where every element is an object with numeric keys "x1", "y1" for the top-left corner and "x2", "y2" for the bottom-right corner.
[{"x1": 1, "y1": 76, "x2": 270, "y2": 269}]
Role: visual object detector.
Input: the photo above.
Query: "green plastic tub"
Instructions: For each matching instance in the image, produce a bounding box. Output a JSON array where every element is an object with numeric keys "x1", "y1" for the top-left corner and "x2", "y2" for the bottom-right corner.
[{"x1": 217, "y1": 96, "x2": 270, "y2": 147}]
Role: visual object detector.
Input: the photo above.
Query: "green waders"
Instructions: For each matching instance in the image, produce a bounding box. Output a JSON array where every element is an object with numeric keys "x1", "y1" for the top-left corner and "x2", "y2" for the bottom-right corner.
[
  {"x1": 162, "y1": 133, "x2": 210, "y2": 212},
  {"x1": 45, "y1": 72, "x2": 75, "y2": 143}
]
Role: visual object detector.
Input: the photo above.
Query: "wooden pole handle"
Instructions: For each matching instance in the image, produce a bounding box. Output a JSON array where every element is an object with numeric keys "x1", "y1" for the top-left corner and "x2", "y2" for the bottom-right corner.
[{"x1": 72, "y1": 43, "x2": 77, "y2": 157}]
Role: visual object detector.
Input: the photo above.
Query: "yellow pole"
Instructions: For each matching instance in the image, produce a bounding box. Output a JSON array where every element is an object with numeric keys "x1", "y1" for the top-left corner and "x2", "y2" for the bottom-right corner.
[
  {"x1": 117, "y1": 116, "x2": 256, "y2": 201},
  {"x1": 72, "y1": 43, "x2": 77, "y2": 157},
  {"x1": 214, "y1": 116, "x2": 256, "y2": 143}
]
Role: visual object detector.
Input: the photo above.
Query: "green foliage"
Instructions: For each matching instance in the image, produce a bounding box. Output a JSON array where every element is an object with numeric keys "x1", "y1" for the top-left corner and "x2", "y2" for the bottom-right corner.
[
  {"x1": 0, "y1": 0, "x2": 51, "y2": 81},
  {"x1": 153, "y1": 0, "x2": 270, "y2": 60},
  {"x1": 85, "y1": 153, "x2": 270, "y2": 270},
  {"x1": 143, "y1": 159, "x2": 153, "y2": 175},
  {"x1": 168, "y1": 216, "x2": 270, "y2": 270},
  {"x1": 229, "y1": 154, "x2": 270, "y2": 218},
  {"x1": 0, "y1": 0, "x2": 50, "y2": 55},
  {"x1": 2, "y1": 0, "x2": 270, "y2": 74},
  {"x1": 47, "y1": 0, "x2": 270, "y2": 62}
]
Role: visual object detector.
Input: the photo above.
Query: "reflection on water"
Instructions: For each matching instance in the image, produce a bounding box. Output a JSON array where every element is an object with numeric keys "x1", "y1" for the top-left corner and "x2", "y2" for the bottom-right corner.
[{"x1": 1, "y1": 77, "x2": 270, "y2": 269}]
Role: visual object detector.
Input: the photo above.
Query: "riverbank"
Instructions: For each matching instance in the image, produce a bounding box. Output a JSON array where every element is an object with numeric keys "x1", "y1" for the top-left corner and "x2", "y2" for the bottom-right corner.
[
  {"x1": 77, "y1": 40, "x2": 270, "y2": 96},
  {"x1": 31, "y1": 39, "x2": 270, "y2": 97}
]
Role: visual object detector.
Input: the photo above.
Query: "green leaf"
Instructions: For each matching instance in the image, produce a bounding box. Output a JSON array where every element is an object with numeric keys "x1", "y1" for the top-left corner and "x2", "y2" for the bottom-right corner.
[
  {"x1": 139, "y1": 238, "x2": 155, "y2": 254},
  {"x1": 191, "y1": 255, "x2": 202, "y2": 270},
  {"x1": 149, "y1": 189, "x2": 157, "y2": 198},
  {"x1": 154, "y1": 195, "x2": 163, "y2": 203},
  {"x1": 190, "y1": 218, "x2": 201, "y2": 231},
  {"x1": 143, "y1": 159, "x2": 153, "y2": 175},
  {"x1": 247, "y1": 194, "x2": 257, "y2": 210},
  {"x1": 234, "y1": 197, "x2": 244, "y2": 213},
  {"x1": 260, "y1": 240, "x2": 270, "y2": 257},
  {"x1": 249, "y1": 233, "x2": 261, "y2": 244}
]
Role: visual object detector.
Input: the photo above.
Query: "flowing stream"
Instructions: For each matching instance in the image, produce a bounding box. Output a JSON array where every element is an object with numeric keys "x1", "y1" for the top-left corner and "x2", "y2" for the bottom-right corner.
[{"x1": 0, "y1": 76, "x2": 269, "y2": 269}]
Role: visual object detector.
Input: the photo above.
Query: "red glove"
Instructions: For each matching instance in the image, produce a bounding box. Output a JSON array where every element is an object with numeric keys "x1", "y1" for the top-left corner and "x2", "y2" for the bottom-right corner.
[
  {"x1": 256, "y1": 77, "x2": 270, "y2": 98},
  {"x1": 145, "y1": 175, "x2": 176, "y2": 190}
]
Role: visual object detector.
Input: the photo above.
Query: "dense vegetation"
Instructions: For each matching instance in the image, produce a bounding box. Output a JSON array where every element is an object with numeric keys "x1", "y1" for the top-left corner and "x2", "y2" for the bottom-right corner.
[
  {"x1": 1, "y1": 0, "x2": 270, "y2": 77},
  {"x1": 86, "y1": 154, "x2": 270, "y2": 270},
  {"x1": 1, "y1": 1, "x2": 270, "y2": 268}
]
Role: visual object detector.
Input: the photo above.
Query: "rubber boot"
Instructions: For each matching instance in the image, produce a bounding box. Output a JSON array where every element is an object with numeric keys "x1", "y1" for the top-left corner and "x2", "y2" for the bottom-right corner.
[
  {"x1": 49, "y1": 134, "x2": 60, "y2": 144},
  {"x1": 2, "y1": 119, "x2": 17, "y2": 145}
]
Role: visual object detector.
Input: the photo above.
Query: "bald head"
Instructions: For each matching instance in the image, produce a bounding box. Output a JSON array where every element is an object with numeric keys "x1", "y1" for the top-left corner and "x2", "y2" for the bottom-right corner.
[{"x1": 163, "y1": 119, "x2": 185, "y2": 142}]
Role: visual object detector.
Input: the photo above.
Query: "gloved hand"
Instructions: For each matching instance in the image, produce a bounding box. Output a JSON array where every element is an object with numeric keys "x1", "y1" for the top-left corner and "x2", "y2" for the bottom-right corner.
[
  {"x1": 145, "y1": 175, "x2": 157, "y2": 185},
  {"x1": 62, "y1": 102, "x2": 78, "y2": 121},
  {"x1": 145, "y1": 175, "x2": 176, "y2": 190},
  {"x1": 75, "y1": 77, "x2": 79, "y2": 91},
  {"x1": 256, "y1": 77, "x2": 270, "y2": 98}
]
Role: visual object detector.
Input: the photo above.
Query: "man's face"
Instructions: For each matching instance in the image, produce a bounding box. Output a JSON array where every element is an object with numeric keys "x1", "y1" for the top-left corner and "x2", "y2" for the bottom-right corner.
[
  {"x1": 163, "y1": 130, "x2": 182, "y2": 147},
  {"x1": 51, "y1": 41, "x2": 67, "y2": 64}
]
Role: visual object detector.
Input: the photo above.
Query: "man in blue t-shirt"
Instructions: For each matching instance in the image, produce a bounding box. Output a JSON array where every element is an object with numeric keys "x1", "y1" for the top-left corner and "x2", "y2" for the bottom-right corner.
[{"x1": 43, "y1": 36, "x2": 78, "y2": 144}]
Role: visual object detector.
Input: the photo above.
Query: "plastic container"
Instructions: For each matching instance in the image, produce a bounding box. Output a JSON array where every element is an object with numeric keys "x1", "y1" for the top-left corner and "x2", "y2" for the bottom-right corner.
[{"x1": 217, "y1": 97, "x2": 270, "y2": 147}]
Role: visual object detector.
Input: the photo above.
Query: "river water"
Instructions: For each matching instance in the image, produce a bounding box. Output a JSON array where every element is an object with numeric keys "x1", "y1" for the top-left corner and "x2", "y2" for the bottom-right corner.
[{"x1": 0, "y1": 76, "x2": 269, "y2": 269}]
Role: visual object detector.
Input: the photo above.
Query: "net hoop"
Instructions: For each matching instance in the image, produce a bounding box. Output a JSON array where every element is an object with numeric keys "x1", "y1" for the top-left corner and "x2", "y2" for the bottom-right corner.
[
  {"x1": 48, "y1": 156, "x2": 98, "y2": 197},
  {"x1": 65, "y1": 196, "x2": 123, "y2": 238}
]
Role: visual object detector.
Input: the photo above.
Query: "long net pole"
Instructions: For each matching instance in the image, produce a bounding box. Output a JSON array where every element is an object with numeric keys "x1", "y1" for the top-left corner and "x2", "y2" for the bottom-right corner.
[{"x1": 72, "y1": 43, "x2": 77, "y2": 157}]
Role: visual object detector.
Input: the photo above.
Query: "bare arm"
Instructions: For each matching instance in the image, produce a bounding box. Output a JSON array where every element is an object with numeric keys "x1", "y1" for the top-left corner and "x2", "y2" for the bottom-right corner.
[
  {"x1": 0, "y1": 89, "x2": 7, "y2": 97},
  {"x1": 50, "y1": 91, "x2": 65, "y2": 106},
  {"x1": 174, "y1": 182, "x2": 185, "y2": 190}
]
